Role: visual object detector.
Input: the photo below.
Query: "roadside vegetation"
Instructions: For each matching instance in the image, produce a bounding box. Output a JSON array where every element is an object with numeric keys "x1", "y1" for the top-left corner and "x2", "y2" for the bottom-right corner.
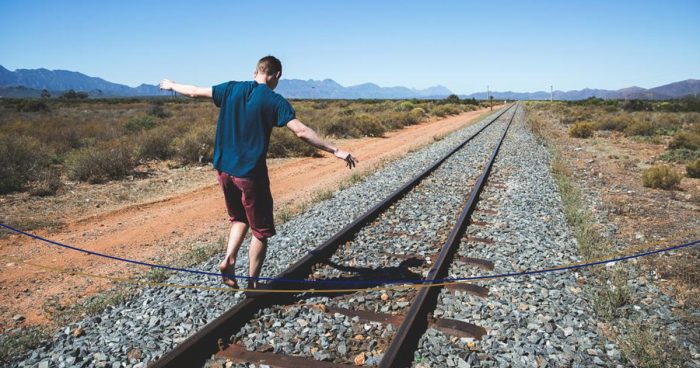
[
  {"x1": 526, "y1": 100, "x2": 697, "y2": 367},
  {"x1": 0, "y1": 96, "x2": 487, "y2": 195},
  {"x1": 550, "y1": 97, "x2": 700, "y2": 179}
]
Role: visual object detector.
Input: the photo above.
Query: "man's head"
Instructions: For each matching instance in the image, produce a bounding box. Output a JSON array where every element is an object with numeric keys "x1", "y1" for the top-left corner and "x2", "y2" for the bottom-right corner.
[{"x1": 254, "y1": 55, "x2": 282, "y2": 90}]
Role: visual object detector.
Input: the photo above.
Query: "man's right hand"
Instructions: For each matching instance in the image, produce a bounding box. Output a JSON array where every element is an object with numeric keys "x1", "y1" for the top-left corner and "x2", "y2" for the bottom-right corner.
[{"x1": 334, "y1": 149, "x2": 358, "y2": 169}]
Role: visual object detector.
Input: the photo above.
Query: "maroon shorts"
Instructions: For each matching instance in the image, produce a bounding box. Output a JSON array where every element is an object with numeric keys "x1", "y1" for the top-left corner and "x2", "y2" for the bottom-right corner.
[{"x1": 216, "y1": 171, "x2": 275, "y2": 240}]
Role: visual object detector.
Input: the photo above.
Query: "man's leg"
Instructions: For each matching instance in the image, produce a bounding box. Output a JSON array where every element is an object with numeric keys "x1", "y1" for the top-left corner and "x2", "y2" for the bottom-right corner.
[
  {"x1": 216, "y1": 171, "x2": 249, "y2": 289},
  {"x1": 247, "y1": 236, "x2": 268, "y2": 289},
  {"x1": 218, "y1": 221, "x2": 249, "y2": 288}
]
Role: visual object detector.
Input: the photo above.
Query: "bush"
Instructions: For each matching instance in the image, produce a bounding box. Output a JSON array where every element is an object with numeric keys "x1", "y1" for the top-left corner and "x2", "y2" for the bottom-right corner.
[
  {"x1": 66, "y1": 140, "x2": 136, "y2": 183},
  {"x1": 624, "y1": 120, "x2": 656, "y2": 136},
  {"x1": 16, "y1": 99, "x2": 50, "y2": 113},
  {"x1": 687, "y1": 159, "x2": 700, "y2": 178},
  {"x1": 431, "y1": 104, "x2": 461, "y2": 117},
  {"x1": 148, "y1": 104, "x2": 170, "y2": 118},
  {"x1": 409, "y1": 107, "x2": 426, "y2": 121},
  {"x1": 173, "y1": 125, "x2": 215, "y2": 164},
  {"x1": 668, "y1": 131, "x2": 700, "y2": 150},
  {"x1": 60, "y1": 89, "x2": 88, "y2": 100},
  {"x1": 569, "y1": 122, "x2": 595, "y2": 138},
  {"x1": 323, "y1": 115, "x2": 361, "y2": 138},
  {"x1": 123, "y1": 116, "x2": 156, "y2": 133},
  {"x1": 595, "y1": 116, "x2": 629, "y2": 131},
  {"x1": 29, "y1": 166, "x2": 61, "y2": 196},
  {"x1": 0, "y1": 135, "x2": 53, "y2": 194},
  {"x1": 657, "y1": 148, "x2": 700, "y2": 163},
  {"x1": 355, "y1": 114, "x2": 386, "y2": 137},
  {"x1": 268, "y1": 129, "x2": 318, "y2": 158},
  {"x1": 135, "y1": 126, "x2": 176, "y2": 160},
  {"x1": 395, "y1": 101, "x2": 416, "y2": 112},
  {"x1": 641, "y1": 165, "x2": 681, "y2": 190},
  {"x1": 445, "y1": 94, "x2": 460, "y2": 104}
]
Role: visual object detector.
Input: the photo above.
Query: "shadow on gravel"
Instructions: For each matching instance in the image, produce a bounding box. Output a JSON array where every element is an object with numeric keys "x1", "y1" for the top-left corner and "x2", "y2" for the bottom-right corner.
[{"x1": 248, "y1": 257, "x2": 425, "y2": 301}]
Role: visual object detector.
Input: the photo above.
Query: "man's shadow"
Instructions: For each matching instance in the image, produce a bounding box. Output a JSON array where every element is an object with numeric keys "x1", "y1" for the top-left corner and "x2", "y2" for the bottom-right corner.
[{"x1": 253, "y1": 256, "x2": 426, "y2": 302}]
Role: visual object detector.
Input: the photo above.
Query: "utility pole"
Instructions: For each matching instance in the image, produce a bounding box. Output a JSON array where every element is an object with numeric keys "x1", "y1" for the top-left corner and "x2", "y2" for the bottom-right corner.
[
  {"x1": 487, "y1": 85, "x2": 492, "y2": 111},
  {"x1": 550, "y1": 85, "x2": 553, "y2": 102}
]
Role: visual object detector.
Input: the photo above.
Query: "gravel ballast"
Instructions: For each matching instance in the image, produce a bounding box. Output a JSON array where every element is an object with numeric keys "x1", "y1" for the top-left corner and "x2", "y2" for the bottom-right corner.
[
  {"x1": 413, "y1": 106, "x2": 622, "y2": 367},
  {"x1": 224, "y1": 109, "x2": 516, "y2": 366}
]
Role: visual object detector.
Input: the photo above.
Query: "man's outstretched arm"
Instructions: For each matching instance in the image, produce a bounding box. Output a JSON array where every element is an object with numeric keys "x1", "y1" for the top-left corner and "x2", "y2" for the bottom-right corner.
[
  {"x1": 159, "y1": 79, "x2": 212, "y2": 98},
  {"x1": 287, "y1": 119, "x2": 357, "y2": 169}
]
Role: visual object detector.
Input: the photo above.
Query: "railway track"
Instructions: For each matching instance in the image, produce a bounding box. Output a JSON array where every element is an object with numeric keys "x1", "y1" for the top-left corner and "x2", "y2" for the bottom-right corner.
[{"x1": 151, "y1": 102, "x2": 520, "y2": 368}]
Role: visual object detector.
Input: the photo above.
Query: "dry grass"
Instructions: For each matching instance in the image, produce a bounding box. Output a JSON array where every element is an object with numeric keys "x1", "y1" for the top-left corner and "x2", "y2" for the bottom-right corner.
[
  {"x1": 568, "y1": 122, "x2": 595, "y2": 138},
  {"x1": 641, "y1": 165, "x2": 682, "y2": 190},
  {"x1": 0, "y1": 97, "x2": 484, "y2": 195}
]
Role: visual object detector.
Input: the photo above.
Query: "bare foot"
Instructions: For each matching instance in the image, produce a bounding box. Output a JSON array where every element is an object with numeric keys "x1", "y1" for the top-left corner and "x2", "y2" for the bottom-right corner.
[{"x1": 218, "y1": 258, "x2": 239, "y2": 288}]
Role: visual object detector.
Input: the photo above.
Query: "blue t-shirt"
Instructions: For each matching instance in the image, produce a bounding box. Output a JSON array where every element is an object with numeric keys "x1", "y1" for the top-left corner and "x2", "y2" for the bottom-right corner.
[{"x1": 211, "y1": 81, "x2": 295, "y2": 178}]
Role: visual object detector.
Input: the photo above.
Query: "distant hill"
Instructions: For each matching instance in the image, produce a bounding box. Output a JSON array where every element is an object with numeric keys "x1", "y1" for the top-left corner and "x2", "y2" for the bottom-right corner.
[
  {"x1": 277, "y1": 79, "x2": 452, "y2": 99},
  {"x1": 0, "y1": 65, "x2": 452, "y2": 99},
  {"x1": 0, "y1": 65, "x2": 697, "y2": 100},
  {"x1": 0, "y1": 65, "x2": 167, "y2": 97},
  {"x1": 463, "y1": 79, "x2": 699, "y2": 101}
]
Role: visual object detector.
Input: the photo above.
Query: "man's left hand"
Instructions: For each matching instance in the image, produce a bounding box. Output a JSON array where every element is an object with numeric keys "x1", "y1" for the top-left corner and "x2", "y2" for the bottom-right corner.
[{"x1": 334, "y1": 149, "x2": 357, "y2": 169}]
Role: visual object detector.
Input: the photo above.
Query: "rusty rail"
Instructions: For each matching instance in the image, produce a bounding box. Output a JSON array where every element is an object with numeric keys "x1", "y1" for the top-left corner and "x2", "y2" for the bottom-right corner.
[{"x1": 149, "y1": 104, "x2": 515, "y2": 368}]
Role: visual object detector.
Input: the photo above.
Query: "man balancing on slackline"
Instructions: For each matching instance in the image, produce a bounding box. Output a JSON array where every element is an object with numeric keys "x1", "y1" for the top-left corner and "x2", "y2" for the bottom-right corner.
[{"x1": 160, "y1": 55, "x2": 357, "y2": 290}]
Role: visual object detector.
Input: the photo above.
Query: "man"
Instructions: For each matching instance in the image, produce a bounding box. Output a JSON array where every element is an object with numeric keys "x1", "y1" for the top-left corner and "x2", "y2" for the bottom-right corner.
[{"x1": 160, "y1": 56, "x2": 357, "y2": 290}]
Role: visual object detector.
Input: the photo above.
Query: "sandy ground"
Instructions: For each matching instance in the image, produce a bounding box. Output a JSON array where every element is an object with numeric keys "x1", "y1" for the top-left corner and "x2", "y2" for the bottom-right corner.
[
  {"x1": 535, "y1": 110, "x2": 699, "y2": 330},
  {"x1": 0, "y1": 107, "x2": 498, "y2": 330}
]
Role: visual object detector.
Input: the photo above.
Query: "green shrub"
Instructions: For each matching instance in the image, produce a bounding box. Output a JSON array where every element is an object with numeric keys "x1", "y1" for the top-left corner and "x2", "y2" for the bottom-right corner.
[
  {"x1": 668, "y1": 131, "x2": 700, "y2": 150},
  {"x1": 173, "y1": 125, "x2": 215, "y2": 164},
  {"x1": 641, "y1": 165, "x2": 681, "y2": 190},
  {"x1": 323, "y1": 115, "x2": 361, "y2": 138},
  {"x1": 409, "y1": 107, "x2": 426, "y2": 122},
  {"x1": 60, "y1": 89, "x2": 88, "y2": 100},
  {"x1": 395, "y1": 101, "x2": 416, "y2": 112},
  {"x1": 123, "y1": 116, "x2": 156, "y2": 133},
  {"x1": 657, "y1": 148, "x2": 700, "y2": 163},
  {"x1": 624, "y1": 120, "x2": 656, "y2": 136},
  {"x1": 0, "y1": 135, "x2": 53, "y2": 194},
  {"x1": 595, "y1": 116, "x2": 629, "y2": 131},
  {"x1": 355, "y1": 114, "x2": 386, "y2": 137},
  {"x1": 431, "y1": 104, "x2": 461, "y2": 117},
  {"x1": 686, "y1": 159, "x2": 700, "y2": 178},
  {"x1": 445, "y1": 94, "x2": 460, "y2": 104},
  {"x1": 568, "y1": 122, "x2": 595, "y2": 138},
  {"x1": 268, "y1": 129, "x2": 318, "y2": 158},
  {"x1": 135, "y1": 126, "x2": 176, "y2": 160},
  {"x1": 66, "y1": 140, "x2": 136, "y2": 183}
]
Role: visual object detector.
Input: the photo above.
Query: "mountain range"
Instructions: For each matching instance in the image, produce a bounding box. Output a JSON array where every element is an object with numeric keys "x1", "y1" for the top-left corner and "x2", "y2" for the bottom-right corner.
[
  {"x1": 462, "y1": 79, "x2": 700, "y2": 101},
  {"x1": 0, "y1": 65, "x2": 697, "y2": 100},
  {"x1": 0, "y1": 65, "x2": 451, "y2": 99}
]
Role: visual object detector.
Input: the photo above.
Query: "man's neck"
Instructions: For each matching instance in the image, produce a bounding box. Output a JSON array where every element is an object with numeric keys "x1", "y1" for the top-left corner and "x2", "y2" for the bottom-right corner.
[{"x1": 254, "y1": 74, "x2": 270, "y2": 86}]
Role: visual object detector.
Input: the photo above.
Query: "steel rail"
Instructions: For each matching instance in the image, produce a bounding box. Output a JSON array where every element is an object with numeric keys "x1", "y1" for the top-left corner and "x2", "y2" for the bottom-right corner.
[
  {"x1": 379, "y1": 103, "x2": 519, "y2": 368},
  {"x1": 149, "y1": 104, "x2": 515, "y2": 368}
]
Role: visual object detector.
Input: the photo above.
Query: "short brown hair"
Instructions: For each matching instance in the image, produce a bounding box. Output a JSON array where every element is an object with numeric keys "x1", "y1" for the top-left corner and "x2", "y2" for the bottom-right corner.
[{"x1": 257, "y1": 55, "x2": 282, "y2": 75}]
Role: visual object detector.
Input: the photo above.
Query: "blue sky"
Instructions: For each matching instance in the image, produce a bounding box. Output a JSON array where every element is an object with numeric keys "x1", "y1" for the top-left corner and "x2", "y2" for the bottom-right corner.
[{"x1": 1, "y1": 0, "x2": 698, "y2": 94}]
